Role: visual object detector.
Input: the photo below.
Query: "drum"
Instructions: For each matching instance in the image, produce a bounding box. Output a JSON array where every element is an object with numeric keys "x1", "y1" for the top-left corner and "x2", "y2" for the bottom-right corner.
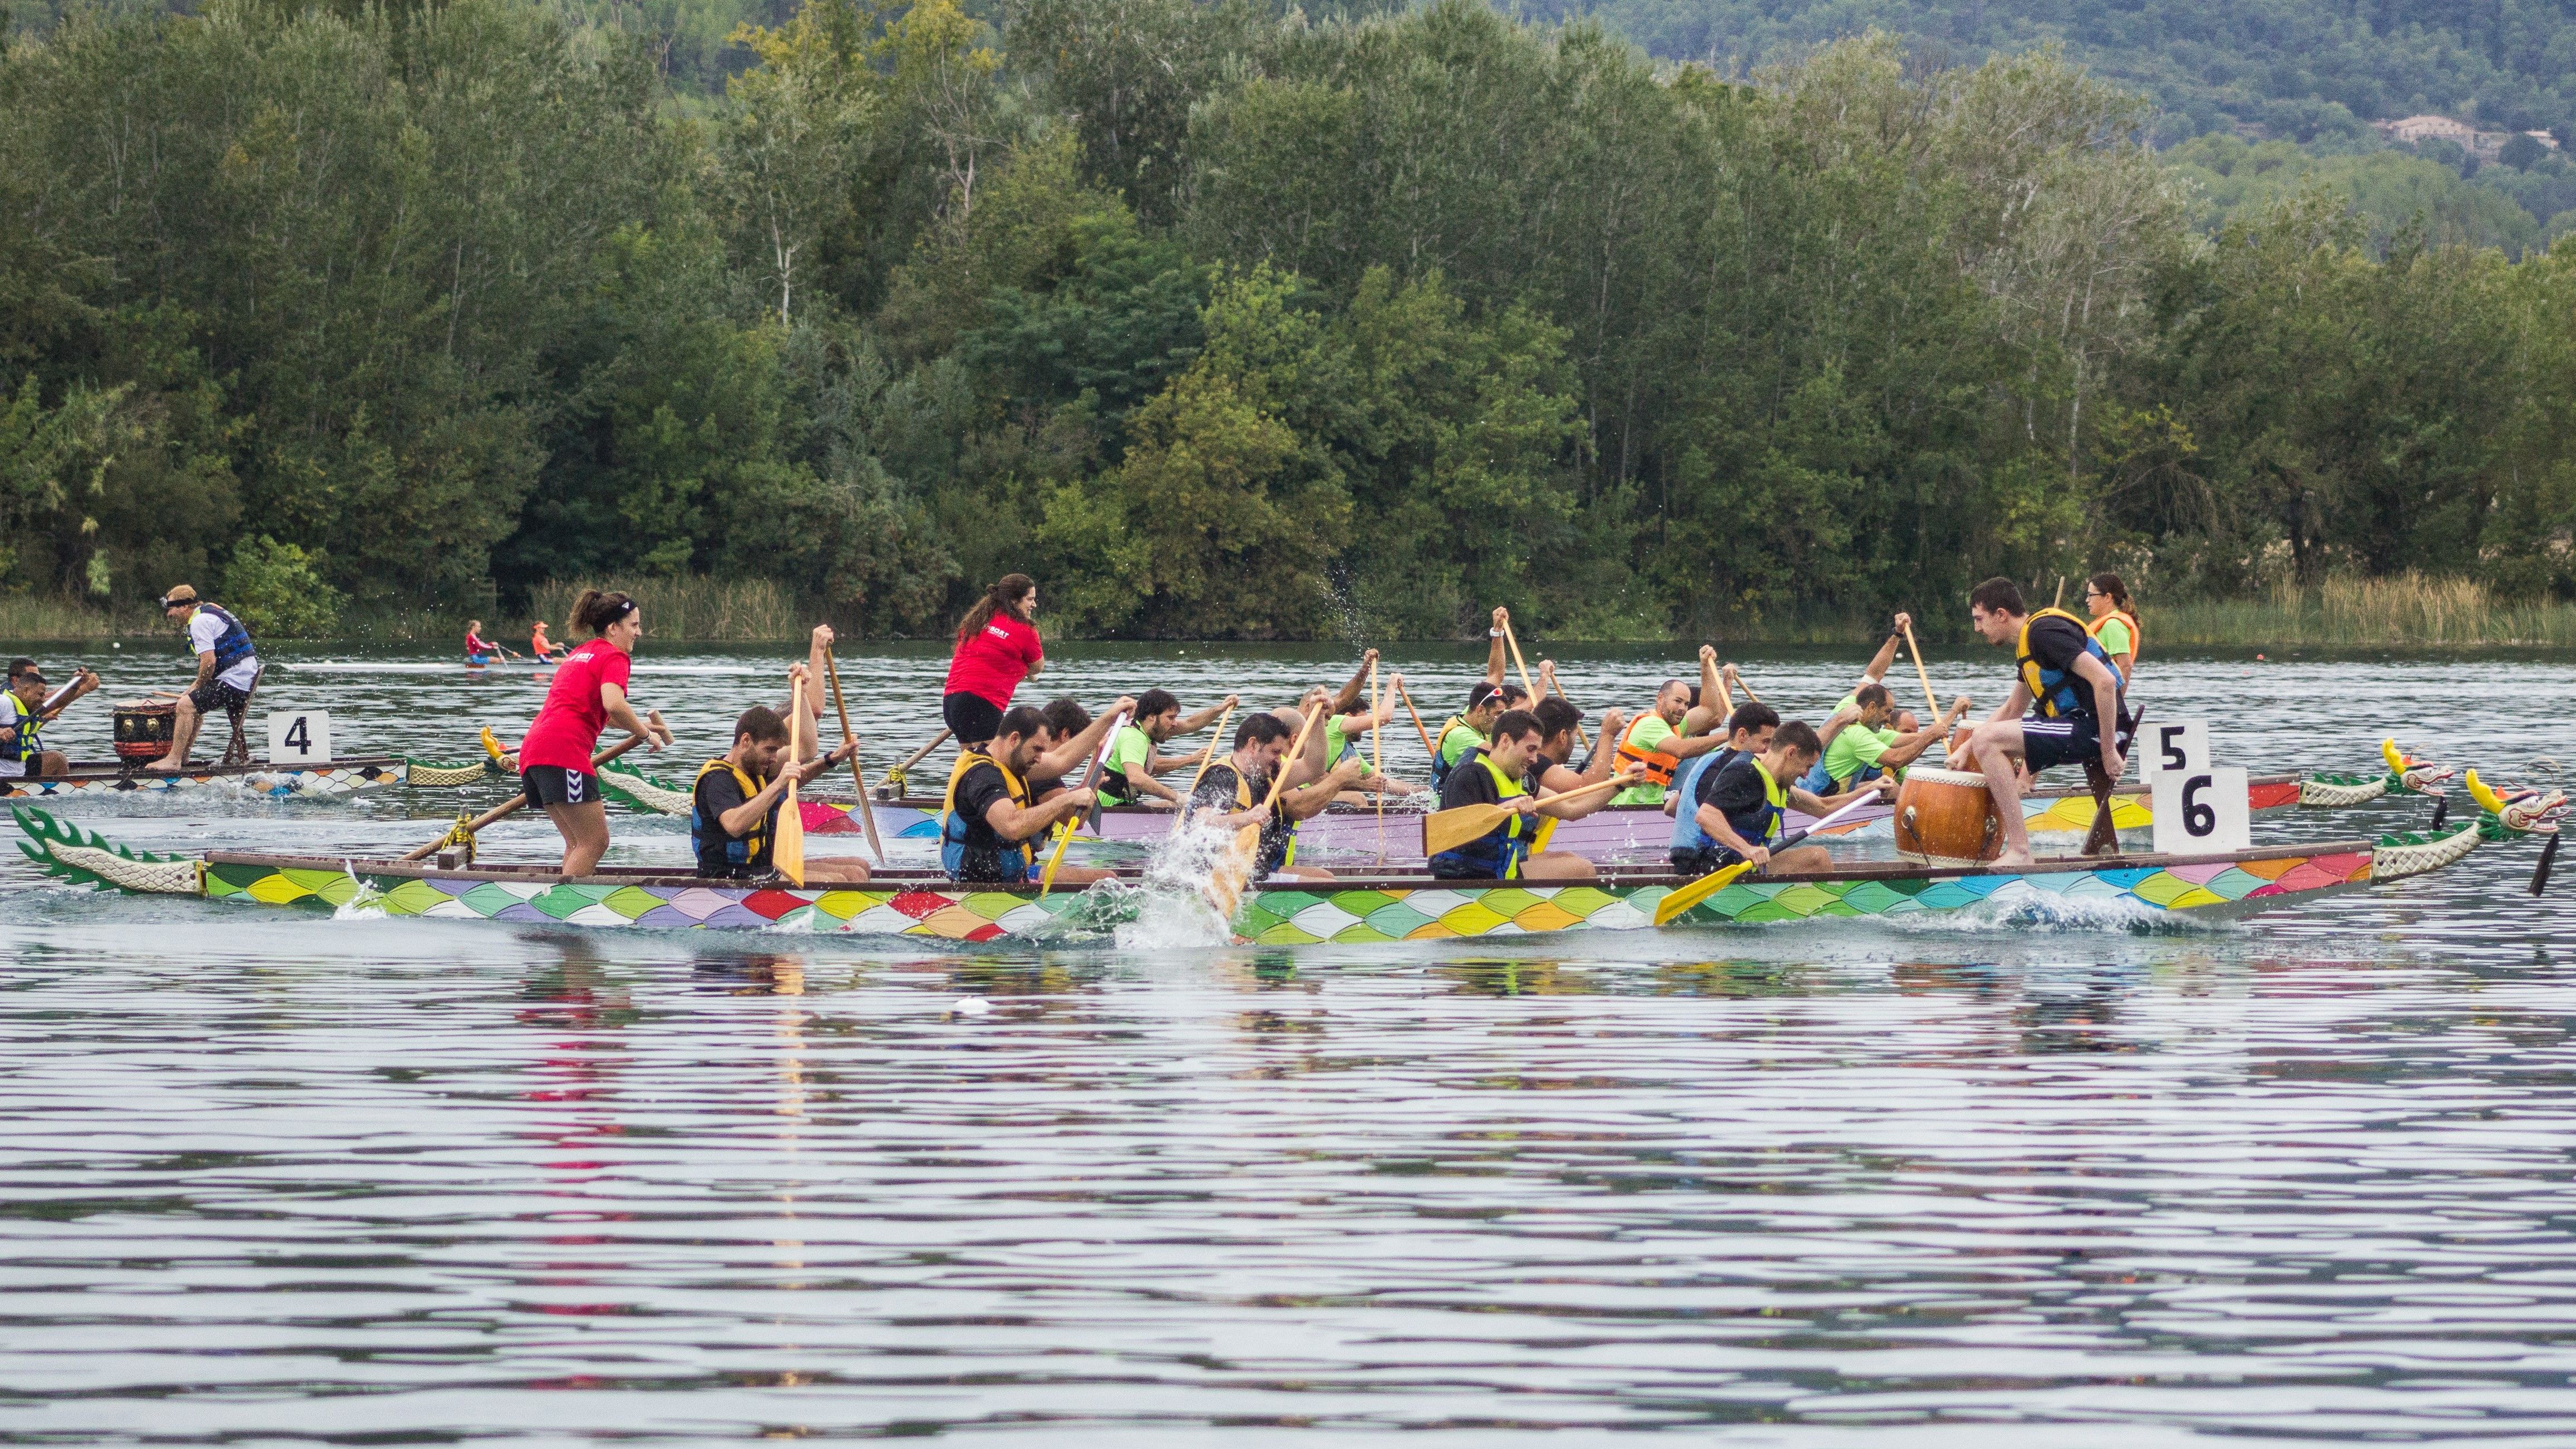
[
  {"x1": 113, "y1": 700, "x2": 178, "y2": 761},
  {"x1": 1894, "y1": 766, "x2": 2001, "y2": 864}
]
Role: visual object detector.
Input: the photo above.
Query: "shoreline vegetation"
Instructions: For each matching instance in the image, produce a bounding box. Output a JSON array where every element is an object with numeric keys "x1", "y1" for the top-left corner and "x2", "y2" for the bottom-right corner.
[{"x1": 4, "y1": 573, "x2": 2571, "y2": 649}]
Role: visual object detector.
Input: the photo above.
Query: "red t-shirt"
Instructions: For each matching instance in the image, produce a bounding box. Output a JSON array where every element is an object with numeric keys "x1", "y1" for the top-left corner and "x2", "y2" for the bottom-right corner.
[
  {"x1": 943, "y1": 614, "x2": 1043, "y2": 708},
  {"x1": 519, "y1": 642, "x2": 633, "y2": 771}
]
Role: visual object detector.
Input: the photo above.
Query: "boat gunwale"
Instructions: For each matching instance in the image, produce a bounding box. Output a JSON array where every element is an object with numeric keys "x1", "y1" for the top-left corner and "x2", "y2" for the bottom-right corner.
[{"x1": 21, "y1": 755, "x2": 410, "y2": 783}]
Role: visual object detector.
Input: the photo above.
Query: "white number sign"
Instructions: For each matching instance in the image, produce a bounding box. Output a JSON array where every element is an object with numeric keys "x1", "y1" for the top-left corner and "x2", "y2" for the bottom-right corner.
[
  {"x1": 2152, "y1": 765, "x2": 2249, "y2": 855},
  {"x1": 268, "y1": 709, "x2": 333, "y2": 765},
  {"x1": 2140, "y1": 719, "x2": 2210, "y2": 783}
]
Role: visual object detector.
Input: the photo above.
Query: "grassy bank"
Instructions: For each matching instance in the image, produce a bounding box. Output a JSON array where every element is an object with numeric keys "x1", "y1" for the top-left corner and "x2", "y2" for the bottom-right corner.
[
  {"x1": 0, "y1": 594, "x2": 154, "y2": 642},
  {"x1": 2150, "y1": 574, "x2": 2576, "y2": 649},
  {"x1": 526, "y1": 577, "x2": 800, "y2": 644}
]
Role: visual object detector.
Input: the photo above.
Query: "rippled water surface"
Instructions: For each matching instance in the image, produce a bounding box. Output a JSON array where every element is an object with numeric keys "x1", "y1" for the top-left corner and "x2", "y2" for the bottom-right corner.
[{"x1": 4, "y1": 639, "x2": 2574, "y2": 1443}]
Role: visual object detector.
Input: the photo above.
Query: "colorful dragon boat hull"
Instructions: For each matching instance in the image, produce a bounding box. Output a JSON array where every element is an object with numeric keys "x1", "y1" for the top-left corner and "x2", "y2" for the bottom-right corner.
[
  {"x1": 0, "y1": 755, "x2": 492, "y2": 800},
  {"x1": 602, "y1": 766, "x2": 2323, "y2": 860},
  {"x1": 11, "y1": 805, "x2": 2484, "y2": 944}
]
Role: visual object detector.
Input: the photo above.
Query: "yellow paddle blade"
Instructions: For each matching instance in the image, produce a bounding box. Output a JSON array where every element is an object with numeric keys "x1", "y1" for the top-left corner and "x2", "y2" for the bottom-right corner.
[
  {"x1": 1422, "y1": 802, "x2": 1514, "y2": 857},
  {"x1": 1038, "y1": 819, "x2": 1077, "y2": 897},
  {"x1": 2465, "y1": 767, "x2": 2509, "y2": 817},
  {"x1": 1653, "y1": 859, "x2": 1756, "y2": 926},
  {"x1": 774, "y1": 780, "x2": 806, "y2": 887}
]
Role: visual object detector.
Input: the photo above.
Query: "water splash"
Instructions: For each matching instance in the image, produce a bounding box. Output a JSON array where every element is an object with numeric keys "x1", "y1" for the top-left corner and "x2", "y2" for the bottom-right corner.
[
  {"x1": 1886, "y1": 881, "x2": 2232, "y2": 935},
  {"x1": 332, "y1": 865, "x2": 389, "y2": 920},
  {"x1": 1095, "y1": 814, "x2": 1240, "y2": 950}
]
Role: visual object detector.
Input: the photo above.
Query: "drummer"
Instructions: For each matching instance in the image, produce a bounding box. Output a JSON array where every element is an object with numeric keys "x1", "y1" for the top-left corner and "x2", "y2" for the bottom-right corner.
[
  {"x1": 3, "y1": 658, "x2": 100, "y2": 779},
  {"x1": 146, "y1": 584, "x2": 262, "y2": 773},
  {"x1": 1957, "y1": 576, "x2": 2130, "y2": 869}
]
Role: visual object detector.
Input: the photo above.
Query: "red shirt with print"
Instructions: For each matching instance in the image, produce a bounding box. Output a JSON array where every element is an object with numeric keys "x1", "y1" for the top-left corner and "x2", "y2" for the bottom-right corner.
[
  {"x1": 942, "y1": 614, "x2": 1043, "y2": 709},
  {"x1": 519, "y1": 642, "x2": 633, "y2": 771}
]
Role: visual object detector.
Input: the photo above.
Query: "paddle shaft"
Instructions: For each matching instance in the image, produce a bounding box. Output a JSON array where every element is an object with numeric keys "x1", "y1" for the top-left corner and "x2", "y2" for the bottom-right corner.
[
  {"x1": 1902, "y1": 619, "x2": 1939, "y2": 721},
  {"x1": 1501, "y1": 617, "x2": 1589, "y2": 753},
  {"x1": 821, "y1": 649, "x2": 886, "y2": 864},
  {"x1": 1184, "y1": 702, "x2": 1237, "y2": 799},
  {"x1": 1042, "y1": 709, "x2": 1126, "y2": 896},
  {"x1": 894, "y1": 729, "x2": 951, "y2": 775},
  {"x1": 1371, "y1": 660, "x2": 1384, "y2": 847},
  {"x1": 1395, "y1": 678, "x2": 1436, "y2": 760},
  {"x1": 402, "y1": 728, "x2": 654, "y2": 861}
]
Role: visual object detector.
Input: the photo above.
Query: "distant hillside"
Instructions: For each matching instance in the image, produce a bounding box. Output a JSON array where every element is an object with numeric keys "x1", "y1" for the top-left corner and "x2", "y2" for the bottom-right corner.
[{"x1": 1524, "y1": 0, "x2": 2576, "y2": 144}]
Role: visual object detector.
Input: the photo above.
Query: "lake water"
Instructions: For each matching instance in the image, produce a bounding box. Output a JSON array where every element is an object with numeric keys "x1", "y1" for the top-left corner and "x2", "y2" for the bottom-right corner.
[{"x1": 3, "y1": 639, "x2": 2574, "y2": 1444}]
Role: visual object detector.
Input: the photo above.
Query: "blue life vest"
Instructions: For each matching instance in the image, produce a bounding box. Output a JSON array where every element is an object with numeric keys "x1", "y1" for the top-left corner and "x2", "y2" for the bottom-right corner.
[
  {"x1": 1, "y1": 692, "x2": 41, "y2": 765},
  {"x1": 939, "y1": 751, "x2": 1036, "y2": 881},
  {"x1": 193, "y1": 603, "x2": 257, "y2": 675},
  {"x1": 2016, "y1": 607, "x2": 2122, "y2": 721},
  {"x1": 1427, "y1": 750, "x2": 1530, "y2": 880},
  {"x1": 1669, "y1": 746, "x2": 1738, "y2": 853},
  {"x1": 1681, "y1": 752, "x2": 1784, "y2": 856}
]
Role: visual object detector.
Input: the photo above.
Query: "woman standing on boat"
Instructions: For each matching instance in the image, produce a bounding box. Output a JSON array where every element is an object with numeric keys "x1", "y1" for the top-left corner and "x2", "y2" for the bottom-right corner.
[
  {"x1": 517, "y1": 589, "x2": 670, "y2": 875},
  {"x1": 2084, "y1": 574, "x2": 2141, "y2": 686},
  {"x1": 942, "y1": 574, "x2": 1043, "y2": 748}
]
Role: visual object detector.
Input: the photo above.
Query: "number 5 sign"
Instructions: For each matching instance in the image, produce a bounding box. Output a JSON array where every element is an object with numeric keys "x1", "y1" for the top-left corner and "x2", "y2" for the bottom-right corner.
[
  {"x1": 268, "y1": 709, "x2": 333, "y2": 765},
  {"x1": 2152, "y1": 765, "x2": 2250, "y2": 855},
  {"x1": 2140, "y1": 719, "x2": 2210, "y2": 782}
]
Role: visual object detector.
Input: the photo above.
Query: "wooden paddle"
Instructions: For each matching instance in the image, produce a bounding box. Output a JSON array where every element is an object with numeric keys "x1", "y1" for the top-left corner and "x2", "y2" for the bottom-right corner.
[
  {"x1": 1902, "y1": 618, "x2": 1939, "y2": 721},
  {"x1": 773, "y1": 677, "x2": 809, "y2": 886},
  {"x1": 1421, "y1": 772, "x2": 1629, "y2": 858},
  {"x1": 1184, "y1": 701, "x2": 1237, "y2": 799},
  {"x1": 1371, "y1": 657, "x2": 1385, "y2": 857},
  {"x1": 887, "y1": 728, "x2": 951, "y2": 794},
  {"x1": 1205, "y1": 701, "x2": 1324, "y2": 924},
  {"x1": 1652, "y1": 788, "x2": 1881, "y2": 926},
  {"x1": 401, "y1": 714, "x2": 663, "y2": 862},
  {"x1": 1500, "y1": 615, "x2": 1589, "y2": 753},
  {"x1": 1393, "y1": 677, "x2": 1437, "y2": 760},
  {"x1": 821, "y1": 648, "x2": 885, "y2": 864},
  {"x1": 1041, "y1": 709, "x2": 1126, "y2": 898}
]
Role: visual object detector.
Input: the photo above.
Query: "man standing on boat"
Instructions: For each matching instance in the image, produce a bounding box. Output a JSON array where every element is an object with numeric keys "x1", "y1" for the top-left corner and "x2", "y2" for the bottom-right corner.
[
  {"x1": 1958, "y1": 576, "x2": 2131, "y2": 869},
  {"x1": 1191, "y1": 712, "x2": 1365, "y2": 881},
  {"x1": 938, "y1": 699, "x2": 1134, "y2": 885},
  {"x1": 692, "y1": 696, "x2": 870, "y2": 883},
  {"x1": 1097, "y1": 688, "x2": 1239, "y2": 807},
  {"x1": 2, "y1": 658, "x2": 99, "y2": 779},
  {"x1": 145, "y1": 584, "x2": 261, "y2": 774}
]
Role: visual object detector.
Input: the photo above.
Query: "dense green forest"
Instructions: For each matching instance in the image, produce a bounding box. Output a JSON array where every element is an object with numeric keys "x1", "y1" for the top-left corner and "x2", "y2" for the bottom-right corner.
[{"x1": 2, "y1": 0, "x2": 2573, "y2": 639}]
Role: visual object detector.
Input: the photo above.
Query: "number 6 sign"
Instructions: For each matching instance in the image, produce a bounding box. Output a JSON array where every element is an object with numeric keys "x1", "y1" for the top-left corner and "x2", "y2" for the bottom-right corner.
[
  {"x1": 2152, "y1": 765, "x2": 2249, "y2": 855},
  {"x1": 268, "y1": 709, "x2": 333, "y2": 765}
]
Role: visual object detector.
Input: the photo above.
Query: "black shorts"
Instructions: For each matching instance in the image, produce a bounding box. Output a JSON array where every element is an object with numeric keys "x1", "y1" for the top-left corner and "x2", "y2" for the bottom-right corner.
[
  {"x1": 943, "y1": 691, "x2": 1004, "y2": 746},
  {"x1": 1670, "y1": 845, "x2": 1755, "y2": 878},
  {"x1": 189, "y1": 679, "x2": 252, "y2": 716},
  {"x1": 521, "y1": 765, "x2": 598, "y2": 809},
  {"x1": 2019, "y1": 713, "x2": 2135, "y2": 773}
]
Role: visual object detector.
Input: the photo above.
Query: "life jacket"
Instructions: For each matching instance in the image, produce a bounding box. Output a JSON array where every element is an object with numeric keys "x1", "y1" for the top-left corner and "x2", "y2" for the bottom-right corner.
[
  {"x1": 191, "y1": 603, "x2": 256, "y2": 675},
  {"x1": 939, "y1": 748, "x2": 1037, "y2": 880},
  {"x1": 1431, "y1": 717, "x2": 1485, "y2": 790},
  {"x1": 2016, "y1": 607, "x2": 2122, "y2": 719},
  {"x1": 1717, "y1": 754, "x2": 1788, "y2": 851},
  {"x1": 1668, "y1": 746, "x2": 1738, "y2": 852},
  {"x1": 1428, "y1": 749, "x2": 1531, "y2": 880},
  {"x1": 690, "y1": 758, "x2": 772, "y2": 878},
  {"x1": 1199, "y1": 760, "x2": 1298, "y2": 874},
  {"x1": 2087, "y1": 608, "x2": 2142, "y2": 663},
  {"x1": 1, "y1": 692, "x2": 41, "y2": 765},
  {"x1": 1613, "y1": 713, "x2": 1680, "y2": 805}
]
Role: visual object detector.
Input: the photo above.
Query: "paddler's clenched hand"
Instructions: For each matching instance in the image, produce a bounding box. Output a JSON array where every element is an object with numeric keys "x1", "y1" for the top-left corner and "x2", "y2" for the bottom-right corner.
[
  {"x1": 1061, "y1": 787, "x2": 1097, "y2": 814},
  {"x1": 811, "y1": 624, "x2": 834, "y2": 648}
]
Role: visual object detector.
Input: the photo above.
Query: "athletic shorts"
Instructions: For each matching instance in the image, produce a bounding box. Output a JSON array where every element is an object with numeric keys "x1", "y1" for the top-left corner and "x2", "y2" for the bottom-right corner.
[
  {"x1": 942, "y1": 691, "x2": 1005, "y2": 746},
  {"x1": 1671, "y1": 845, "x2": 1749, "y2": 877},
  {"x1": 946, "y1": 846, "x2": 1037, "y2": 885},
  {"x1": 189, "y1": 679, "x2": 252, "y2": 716},
  {"x1": 521, "y1": 765, "x2": 597, "y2": 809},
  {"x1": 2019, "y1": 713, "x2": 2135, "y2": 774}
]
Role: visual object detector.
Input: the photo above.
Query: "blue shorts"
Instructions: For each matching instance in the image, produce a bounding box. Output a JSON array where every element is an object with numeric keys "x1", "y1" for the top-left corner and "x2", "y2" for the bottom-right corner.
[{"x1": 2020, "y1": 714, "x2": 2134, "y2": 773}]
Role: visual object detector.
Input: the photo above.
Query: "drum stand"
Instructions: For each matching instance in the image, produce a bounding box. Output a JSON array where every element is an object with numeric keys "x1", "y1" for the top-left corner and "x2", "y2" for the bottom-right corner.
[{"x1": 2079, "y1": 761, "x2": 2119, "y2": 856}]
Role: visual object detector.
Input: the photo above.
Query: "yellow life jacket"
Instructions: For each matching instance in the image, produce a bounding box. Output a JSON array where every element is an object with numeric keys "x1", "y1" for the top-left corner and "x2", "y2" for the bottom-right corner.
[
  {"x1": 2017, "y1": 606, "x2": 2121, "y2": 719},
  {"x1": 1206, "y1": 759, "x2": 1298, "y2": 870},
  {"x1": 938, "y1": 748, "x2": 1035, "y2": 874},
  {"x1": 0, "y1": 691, "x2": 41, "y2": 765},
  {"x1": 691, "y1": 758, "x2": 769, "y2": 875}
]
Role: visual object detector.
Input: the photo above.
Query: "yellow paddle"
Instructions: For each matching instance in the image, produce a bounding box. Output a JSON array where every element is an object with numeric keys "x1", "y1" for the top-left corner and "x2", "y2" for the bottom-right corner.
[
  {"x1": 1205, "y1": 701, "x2": 1323, "y2": 923},
  {"x1": 1184, "y1": 701, "x2": 1237, "y2": 799},
  {"x1": 774, "y1": 677, "x2": 807, "y2": 887},
  {"x1": 1652, "y1": 788, "x2": 1881, "y2": 925},
  {"x1": 1041, "y1": 709, "x2": 1126, "y2": 897},
  {"x1": 1421, "y1": 772, "x2": 1629, "y2": 857}
]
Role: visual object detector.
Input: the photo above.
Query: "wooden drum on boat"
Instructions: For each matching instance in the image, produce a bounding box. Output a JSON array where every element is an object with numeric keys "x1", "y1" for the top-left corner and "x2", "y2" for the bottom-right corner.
[
  {"x1": 112, "y1": 699, "x2": 177, "y2": 762},
  {"x1": 1894, "y1": 766, "x2": 2001, "y2": 864}
]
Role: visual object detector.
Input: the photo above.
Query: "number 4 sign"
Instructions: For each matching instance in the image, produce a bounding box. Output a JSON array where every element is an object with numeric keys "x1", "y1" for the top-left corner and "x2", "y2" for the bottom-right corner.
[
  {"x1": 2152, "y1": 765, "x2": 2250, "y2": 855},
  {"x1": 268, "y1": 710, "x2": 333, "y2": 765}
]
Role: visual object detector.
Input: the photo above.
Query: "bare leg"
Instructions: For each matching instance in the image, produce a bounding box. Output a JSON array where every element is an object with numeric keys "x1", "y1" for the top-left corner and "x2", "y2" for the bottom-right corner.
[
  {"x1": 1043, "y1": 864, "x2": 1121, "y2": 886},
  {"x1": 545, "y1": 800, "x2": 611, "y2": 876},
  {"x1": 1519, "y1": 851, "x2": 1598, "y2": 881},
  {"x1": 35, "y1": 751, "x2": 69, "y2": 778},
  {"x1": 1765, "y1": 844, "x2": 1835, "y2": 874},
  {"x1": 149, "y1": 698, "x2": 204, "y2": 772},
  {"x1": 802, "y1": 857, "x2": 871, "y2": 884},
  {"x1": 1968, "y1": 720, "x2": 2035, "y2": 867}
]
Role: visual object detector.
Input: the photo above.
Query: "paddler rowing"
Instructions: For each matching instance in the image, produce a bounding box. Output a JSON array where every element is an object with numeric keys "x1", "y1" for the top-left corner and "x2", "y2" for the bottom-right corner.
[
  {"x1": 938, "y1": 697, "x2": 1138, "y2": 886},
  {"x1": 3, "y1": 658, "x2": 100, "y2": 780},
  {"x1": 1191, "y1": 711, "x2": 1368, "y2": 880},
  {"x1": 691, "y1": 690, "x2": 868, "y2": 884}
]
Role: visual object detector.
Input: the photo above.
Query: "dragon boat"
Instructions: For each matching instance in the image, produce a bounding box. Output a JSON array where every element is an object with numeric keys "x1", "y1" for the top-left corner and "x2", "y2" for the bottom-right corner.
[
  {"x1": 595, "y1": 743, "x2": 2451, "y2": 862},
  {"x1": 0, "y1": 753, "x2": 497, "y2": 801},
  {"x1": 11, "y1": 800, "x2": 2500, "y2": 944}
]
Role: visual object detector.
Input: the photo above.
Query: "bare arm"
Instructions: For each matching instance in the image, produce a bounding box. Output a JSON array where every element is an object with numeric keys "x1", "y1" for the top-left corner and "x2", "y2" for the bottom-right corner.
[
  {"x1": 2076, "y1": 654, "x2": 2125, "y2": 775},
  {"x1": 1485, "y1": 607, "x2": 1509, "y2": 685},
  {"x1": 1032, "y1": 696, "x2": 1136, "y2": 780},
  {"x1": 1682, "y1": 647, "x2": 1728, "y2": 735},
  {"x1": 1695, "y1": 803, "x2": 1769, "y2": 866},
  {"x1": 981, "y1": 786, "x2": 1094, "y2": 842},
  {"x1": 1122, "y1": 760, "x2": 1183, "y2": 806},
  {"x1": 598, "y1": 682, "x2": 673, "y2": 750},
  {"x1": 715, "y1": 756, "x2": 833, "y2": 837},
  {"x1": 1875, "y1": 696, "x2": 1972, "y2": 772},
  {"x1": 1331, "y1": 651, "x2": 1376, "y2": 714},
  {"x1": 1279, "y1": 758, "x2": 1368, "y2": 821},
  {"x1": 1174, "y1": 696, "x2": 1238, "y2": 736}
]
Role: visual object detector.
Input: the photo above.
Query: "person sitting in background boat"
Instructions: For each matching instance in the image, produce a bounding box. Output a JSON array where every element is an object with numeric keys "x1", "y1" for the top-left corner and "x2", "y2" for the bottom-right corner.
[
  {"x1": 1095, "y1": 688, "x2": 1238, "y2": 807},
  {"x1": 1429, "y1": 709, "x2": 1639, "y2": 883},
  {"x1": 2, "y1": 657, "x2": 99, "y2": 779},
  {"x1": 2085, "y1": 573, "x2": 2141, "y2": 686},
  {"x1": 940, "y1": 703, "x2": 1129, "y2": 886},
  {"x1": 692, "y1": 696, "x2": 868, "y2": 884},
  {"x1": 1192, "y1": 711, "x2": 1365, "y2": 881},
  {"x1": 1958, "y1": 576, "x2": 2132, "y2": 870},
  {"x1": 146, "y1": 584, "x2": 262, "y2": 775},
  {"x1": 942, "y1": 574, "x2": 1043, "y2": 748},
  {"x1": 464, "y1": 620, "x2": 519, "y2": 667},
  {"x1": 1806, "y1": 682, "x2": 1972, "y2": 795},
  {"x1": 515, "y1": 589, "x2": 673, "y2": 875},
  {"x1": 1670, "y1": 719, "x2": 1847, "y2": 879},
  {"x1": 529, "y1": 619, "x2": 567, "y2": 661}
]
